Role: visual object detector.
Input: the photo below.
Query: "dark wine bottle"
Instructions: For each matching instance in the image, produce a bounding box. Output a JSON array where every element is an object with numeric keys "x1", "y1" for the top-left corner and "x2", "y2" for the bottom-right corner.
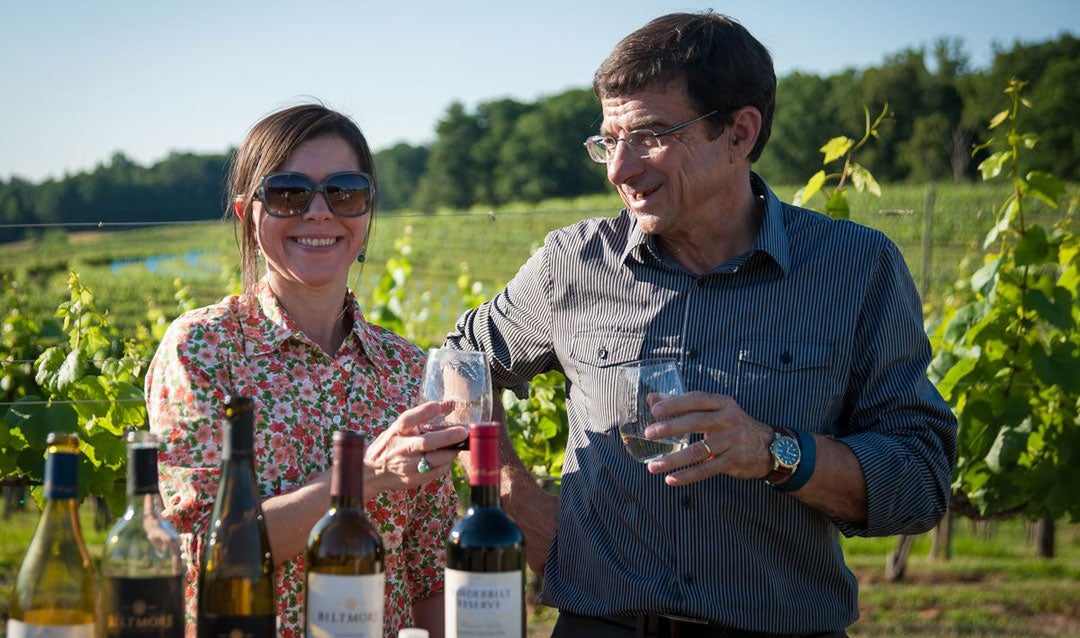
[
  {"x1": 7, "y1": 432, "x2": 97, "y2": 638},
  {"x1": 445, "y1": 422, "x2": 525, "y2": 638},
  {"x1": 101, "y1": 431, "x2": 185, "y2": 638},
  {"x1": 304, "y1": 430, "x2": 386, "y2": 637},
  {"x1": 197, "y1": 395, "x2": 275, "y2": 638}
]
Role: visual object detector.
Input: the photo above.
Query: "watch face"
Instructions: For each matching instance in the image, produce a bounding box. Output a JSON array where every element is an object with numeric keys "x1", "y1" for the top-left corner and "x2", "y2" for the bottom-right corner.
[{"x1": 770, "y1": 435, "x2": 801, "y2": 470}]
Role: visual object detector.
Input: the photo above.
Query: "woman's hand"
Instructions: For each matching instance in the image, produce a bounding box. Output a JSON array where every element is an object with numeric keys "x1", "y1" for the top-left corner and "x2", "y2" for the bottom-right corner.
[{"x1": 364, "y1": 400, "x2": 467, "y2": 496}]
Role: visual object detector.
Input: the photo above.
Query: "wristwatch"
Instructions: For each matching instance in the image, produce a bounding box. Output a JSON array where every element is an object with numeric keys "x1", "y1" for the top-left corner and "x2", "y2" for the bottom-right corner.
[{"x1": 765, "y1": 426, "x2": 801, "y2": 485}]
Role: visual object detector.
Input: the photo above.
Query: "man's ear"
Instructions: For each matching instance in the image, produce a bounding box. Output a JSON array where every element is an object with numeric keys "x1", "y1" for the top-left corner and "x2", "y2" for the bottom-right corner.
[{"x1": 233, "y1": 196, "x2": 245, "y2": 220}]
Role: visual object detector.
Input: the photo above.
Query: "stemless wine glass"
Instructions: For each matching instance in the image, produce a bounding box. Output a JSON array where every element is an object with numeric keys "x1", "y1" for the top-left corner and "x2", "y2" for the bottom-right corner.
[
  {"x1": 420, "y1": 348, "x2": 493, "y2": 450},
  {"x1": 615, "y1": 358, "x2": 689, "y2": 463}
]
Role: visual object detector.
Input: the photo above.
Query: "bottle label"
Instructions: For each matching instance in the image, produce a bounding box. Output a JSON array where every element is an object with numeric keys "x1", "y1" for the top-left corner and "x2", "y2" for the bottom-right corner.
[
  {"x1": 195, "y1": 615, "x2": 275, "y2": 638},
  {"x1": 306, "y1": 572, "x2": 384, "y2": 638},
  {"x1": 103, "y1": 575, "x2": 184, "y2": 638},
  {"x1": 444, "y1": 569, "x2": 523, "y2": 637},
  {"x1": 6, "y1": 620, "x2": 94, "y2": 638}
]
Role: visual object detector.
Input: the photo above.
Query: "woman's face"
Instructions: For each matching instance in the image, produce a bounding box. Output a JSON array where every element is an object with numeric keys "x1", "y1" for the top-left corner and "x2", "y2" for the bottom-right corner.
[{"x1": 252, "y1": 134, "x2": 369, "y2": 297}]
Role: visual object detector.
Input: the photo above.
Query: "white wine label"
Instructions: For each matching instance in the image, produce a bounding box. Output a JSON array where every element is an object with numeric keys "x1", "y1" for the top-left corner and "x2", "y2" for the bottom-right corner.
[
  {"x1": 103, "y1": 575, "x2": 184, "y2": 638},
  {"x1": 306, "y1": 572, "x2": 385, "y2": 638},
  {"x1": 6, "y1": 620, "x2": 95, "y2": 638},
  {"x1": 444, "y1": 569, "x2": 523, "y2": 638}
]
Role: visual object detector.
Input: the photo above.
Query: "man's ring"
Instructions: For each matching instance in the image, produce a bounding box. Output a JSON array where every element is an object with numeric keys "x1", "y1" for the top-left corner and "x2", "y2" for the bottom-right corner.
[
  {"x1": 700, "y1": 439, "x2": 715, "y2": 458},
  {"x1": 417, "y1": 453, "x2": 432, "y2": 474}
]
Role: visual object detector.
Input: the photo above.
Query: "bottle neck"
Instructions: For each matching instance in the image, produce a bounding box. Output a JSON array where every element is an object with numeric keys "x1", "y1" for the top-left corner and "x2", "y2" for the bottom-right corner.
[
  {"x1": 38, "y1": 494, "x2": 86, "y2": 548},
  {"x1": 469, "y1": 484, "x2": 500, "y2": 509},
  {"x1": 467, "y1": 424, "x2": 501, "y2": 508},
  {"x1": 330, "y1": 432, "x2": 365, "y2": 506},
  {"x1": 331, "y1": 494, "x2": 366, "y2": 511},
  {"x1": 123, "y1": 491, "x2": 167, "y2": 519}
]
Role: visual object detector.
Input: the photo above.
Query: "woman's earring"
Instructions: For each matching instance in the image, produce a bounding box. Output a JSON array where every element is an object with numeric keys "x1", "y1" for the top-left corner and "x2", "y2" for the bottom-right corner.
[{"x1": 356, "y1": 253, "x2": 366, "y2": 264}]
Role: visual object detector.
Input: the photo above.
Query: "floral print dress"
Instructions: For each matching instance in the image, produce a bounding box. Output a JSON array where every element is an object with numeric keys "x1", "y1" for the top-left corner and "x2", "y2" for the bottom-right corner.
[{"x1": 145, "y1": 281, "x2": 458, "y2": 638}]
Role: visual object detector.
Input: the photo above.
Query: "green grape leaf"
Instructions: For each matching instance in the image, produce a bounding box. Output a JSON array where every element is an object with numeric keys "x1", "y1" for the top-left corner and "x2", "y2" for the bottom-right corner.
[
  {"x1": 824, "y1": 189, "x2": 850, "y2": 220},
  {"x1": 35, "y1": 347, "x2": 66, "y2": 392},
  {"x1": 978, "y1": 150, "x2": 1011, "y2": 180},
  {"x1": 69, "y1": 375, "x2": 111, "y2": 422},
  {"x1": 970, "y1": 259, "x2": 1001, "y2": 297},
  {"x1": 1032, "y1": 340, "x2": 1080, "y2": 394},
  {"x1": 820, "y1": 136, "x2": 853, "y2": 165},
  {"x1": 1026, "y1": 170, "x2": 1065, "y2": 208},
  {"x1": 88, "y1": 429, "x2": 128, "y2": 468},
  {"x1": 797, "y1": 170, "x2": 826, "y2": 205},
  {"x1": 1024, "y1": 287, "x2": 1075, "y2": 333},
  {"x1": 56, "y1": 348, "x2": 85, "y2": 394},
  {"x1": 109, "y1": 381, "x2": 147, "y2": 431},
  {"x1": 849, "y1": 165, "x2": 882, "y2": 197},
  {"x1": 988, "y1": 109, "x2": 1009, "y2": 129},
  {"x1": 16, "y1": 447, "x2": 47, "y2": 485},
  {"x1": 5, "y1": 396, "x2": 80, "y2": 451},
  {"x1": 1013, "y1": 225, "x2": 1049, "y2": 265}
]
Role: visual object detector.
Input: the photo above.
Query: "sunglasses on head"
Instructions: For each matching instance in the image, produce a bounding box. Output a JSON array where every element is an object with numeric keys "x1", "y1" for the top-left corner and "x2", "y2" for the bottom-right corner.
[{"x1": 255, "y1": 171, "x2": 374, "y2": 218}]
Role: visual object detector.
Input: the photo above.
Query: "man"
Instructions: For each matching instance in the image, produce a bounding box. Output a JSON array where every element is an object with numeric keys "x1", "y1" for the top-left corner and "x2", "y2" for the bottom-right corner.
[{"x1": 445, "y1": 11, "x2": 957, "y2": 637}]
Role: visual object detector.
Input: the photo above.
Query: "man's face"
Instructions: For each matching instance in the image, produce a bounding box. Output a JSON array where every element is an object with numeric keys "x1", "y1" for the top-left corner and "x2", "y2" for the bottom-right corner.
[{"x1": 599, "y1": 87, "x2": 735, "y2": 239}]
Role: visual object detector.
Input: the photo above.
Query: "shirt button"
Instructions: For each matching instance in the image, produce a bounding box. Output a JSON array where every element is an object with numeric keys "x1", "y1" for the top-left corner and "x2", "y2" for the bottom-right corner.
[
  {"x1": 780, "y1": 351, "x2": 793, "y2": 365},
  {"x1": 683, "y1": 574, "x2": 695, "y2": 585},
  {"x1": 682, "y1": 496, "x2": 693, "y2": 509},
  {"x1": 687, "y1": 348, "x2": 699, "y2": 360},
  {"x1": 597, "y1": 347, "x2": 609, "y2": 360}
]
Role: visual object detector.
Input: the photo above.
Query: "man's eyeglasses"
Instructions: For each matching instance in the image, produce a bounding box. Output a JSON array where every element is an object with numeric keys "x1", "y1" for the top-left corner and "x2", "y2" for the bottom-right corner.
[
  {"x1": 584, "y1": 110, "x2": 719, "y2": 163},
  {"x1": 255, "y1": 171, "x2": 374, "y2": 218}
]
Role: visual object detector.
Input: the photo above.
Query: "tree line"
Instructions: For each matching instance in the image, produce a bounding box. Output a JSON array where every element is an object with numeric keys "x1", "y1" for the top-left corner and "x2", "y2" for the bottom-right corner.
[{"x1": 1, "y1": 34, "x2": 1077, "y2": 244}]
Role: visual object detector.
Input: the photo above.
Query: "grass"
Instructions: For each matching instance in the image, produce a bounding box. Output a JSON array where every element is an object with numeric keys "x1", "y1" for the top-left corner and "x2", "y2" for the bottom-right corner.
[{"x1": 1, "y1": 500, "x2": 1078, "y2": 637}]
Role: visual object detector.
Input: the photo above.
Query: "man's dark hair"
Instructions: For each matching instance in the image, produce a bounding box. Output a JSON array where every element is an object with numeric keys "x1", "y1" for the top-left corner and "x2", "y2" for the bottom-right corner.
[{"x1": 593, "y1": 11, "x2": 776, "y2": 162}]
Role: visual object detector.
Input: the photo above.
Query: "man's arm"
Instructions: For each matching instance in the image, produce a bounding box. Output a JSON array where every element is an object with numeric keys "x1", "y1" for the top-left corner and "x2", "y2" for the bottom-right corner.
[{"x1": 458, "y1": 401, "x2": 557, "y2": 573}]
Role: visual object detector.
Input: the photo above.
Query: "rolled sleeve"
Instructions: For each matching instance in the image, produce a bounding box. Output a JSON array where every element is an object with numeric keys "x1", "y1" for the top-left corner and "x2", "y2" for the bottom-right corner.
[{"x1": 834, "y1": 242, "x2": 958, "y2": 537}]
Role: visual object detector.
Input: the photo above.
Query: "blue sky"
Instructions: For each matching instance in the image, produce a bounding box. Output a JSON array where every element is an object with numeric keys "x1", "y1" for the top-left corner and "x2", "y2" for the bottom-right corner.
[{"x1": 1, "y1": 0, "x2": 1076, "y2": 183}]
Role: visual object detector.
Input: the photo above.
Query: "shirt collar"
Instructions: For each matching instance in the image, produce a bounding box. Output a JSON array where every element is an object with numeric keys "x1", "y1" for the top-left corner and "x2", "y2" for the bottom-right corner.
[
  {"x1": 619, "y1": 172, "x2": 791, "y2": 275},
  {"x1": 237, "y1": 280, "x2": 389, "y2": 370}
]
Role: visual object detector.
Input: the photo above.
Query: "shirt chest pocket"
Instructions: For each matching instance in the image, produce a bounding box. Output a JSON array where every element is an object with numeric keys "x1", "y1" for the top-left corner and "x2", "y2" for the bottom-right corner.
[
  {"x1": 569, "y1": 331, "x2": 647, "y2": 433},
  {"x1": 735, "y1": 339, "x2": 838, "y2": 431}
]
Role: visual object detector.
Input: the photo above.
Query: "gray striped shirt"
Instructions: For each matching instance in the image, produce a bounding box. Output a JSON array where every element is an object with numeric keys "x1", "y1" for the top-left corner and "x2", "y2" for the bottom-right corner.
[{"x1": 446, "y1": 175, "x2": 957, "y2": 633}]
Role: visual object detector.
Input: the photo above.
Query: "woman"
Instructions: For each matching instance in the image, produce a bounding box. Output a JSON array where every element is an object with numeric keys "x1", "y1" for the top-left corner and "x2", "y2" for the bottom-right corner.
[{"x1": 145, "y1": 102, "x2": 465, "y2": 638}]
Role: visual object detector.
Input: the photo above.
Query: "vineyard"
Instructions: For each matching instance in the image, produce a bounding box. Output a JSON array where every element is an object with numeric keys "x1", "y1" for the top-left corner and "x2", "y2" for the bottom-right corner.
[{"x1": 2, "y1": 83, "x2": 1080, "y2": 635}]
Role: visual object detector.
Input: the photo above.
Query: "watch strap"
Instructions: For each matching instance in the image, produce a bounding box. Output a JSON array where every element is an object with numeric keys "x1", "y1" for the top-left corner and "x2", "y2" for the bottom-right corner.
[{"x1": 773, "y1": 429, "x2": 817, "y2": 492}]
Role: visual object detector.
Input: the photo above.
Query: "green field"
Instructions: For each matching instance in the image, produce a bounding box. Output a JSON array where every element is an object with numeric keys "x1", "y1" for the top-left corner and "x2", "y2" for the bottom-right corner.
[{"x1": 4, "y1": 181, "x2": 1072, "y2": 347}]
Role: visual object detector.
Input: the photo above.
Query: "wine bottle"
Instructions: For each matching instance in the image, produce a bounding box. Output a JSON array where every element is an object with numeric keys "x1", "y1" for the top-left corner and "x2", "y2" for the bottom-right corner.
[
  {"x1": 197, "y1": 395, "x2": 276, "y2": 638},
  {"x1": 445, "y1": 422, "x2": 525, "y2": 638},
  {"x1": 6, "y1": 432, "x2": 97, "y2": 638},
  {"x1": 100, "y1": 431, "x2": 185, "y2": 638},
  {"x1": 304, "y1": 430, "x2": 385, "y2": 637}
]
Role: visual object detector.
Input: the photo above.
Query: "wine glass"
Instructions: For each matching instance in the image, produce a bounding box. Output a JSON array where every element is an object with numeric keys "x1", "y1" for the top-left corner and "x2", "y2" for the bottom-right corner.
[
  {"x1": 615, "y1": 358, "x2": 689, "y2": 463},
  {"x1": 420, "y1": 348, "x2": 492, "y2": 450}
]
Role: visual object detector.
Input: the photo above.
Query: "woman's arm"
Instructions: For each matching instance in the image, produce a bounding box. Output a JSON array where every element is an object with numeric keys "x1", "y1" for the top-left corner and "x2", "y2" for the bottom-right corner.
[{"x1": 262, "y1": 401, "x2": 466, "y2": 563}]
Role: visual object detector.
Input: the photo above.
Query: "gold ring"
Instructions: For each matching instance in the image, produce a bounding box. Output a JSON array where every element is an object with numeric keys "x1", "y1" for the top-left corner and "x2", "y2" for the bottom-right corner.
[{"x1": 700, "y1": 439, "x2": 715, "y2": 458}]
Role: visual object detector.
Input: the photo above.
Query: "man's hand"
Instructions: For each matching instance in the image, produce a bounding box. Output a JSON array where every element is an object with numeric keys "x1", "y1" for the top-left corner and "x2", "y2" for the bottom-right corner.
[{"x1": 642, "y1": 391, "x2": 774, "y2": 485}]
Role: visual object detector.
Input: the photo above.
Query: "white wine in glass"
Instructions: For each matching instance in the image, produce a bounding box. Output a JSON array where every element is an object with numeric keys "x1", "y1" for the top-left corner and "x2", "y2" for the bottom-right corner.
[{"x1": 615, "y1": 359, "x2": 689, "y2": 462}]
